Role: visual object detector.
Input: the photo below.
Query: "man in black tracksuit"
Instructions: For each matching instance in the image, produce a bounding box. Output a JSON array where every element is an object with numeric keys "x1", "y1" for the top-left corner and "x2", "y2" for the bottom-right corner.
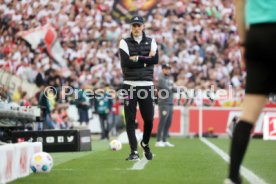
[{"x1": 119, "y1": 15, "x2": 158, "y2": 161}]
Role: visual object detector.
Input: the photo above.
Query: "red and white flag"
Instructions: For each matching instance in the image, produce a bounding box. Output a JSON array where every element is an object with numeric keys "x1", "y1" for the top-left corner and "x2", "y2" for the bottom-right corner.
[{"x1": 17, "y1": 24, "x2": 66, "y2": 67}]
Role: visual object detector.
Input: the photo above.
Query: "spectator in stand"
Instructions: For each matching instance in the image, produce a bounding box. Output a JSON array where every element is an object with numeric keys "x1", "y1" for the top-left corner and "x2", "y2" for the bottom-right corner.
[
  {"x1": 11, "y1": 86, "x2": 23, "y2": 103},
  {"x1": 51, "y1": 108, "x2": 67, "y2": 129},
  {"x1": 19, "y1": 91, "x2": 31, "y2": 106}
]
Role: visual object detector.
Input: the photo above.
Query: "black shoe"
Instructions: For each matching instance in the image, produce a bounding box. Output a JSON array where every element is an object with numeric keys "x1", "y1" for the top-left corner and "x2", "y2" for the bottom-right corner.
[
  {"x1": 125, "y1": 151, "x2": 140, "y2": 161},
  {"x1": 140, "y1": 141, "x2": 153, "y2": 160}
]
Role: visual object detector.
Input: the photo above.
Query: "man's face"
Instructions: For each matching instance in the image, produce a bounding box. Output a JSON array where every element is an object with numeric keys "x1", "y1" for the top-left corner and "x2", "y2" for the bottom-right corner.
[
  {"x1": 163, "y1": 68, "x2": 170, "y2": 76},
  {"x1": 131, "y1": 23, "x2": 144, "y2": 37}
]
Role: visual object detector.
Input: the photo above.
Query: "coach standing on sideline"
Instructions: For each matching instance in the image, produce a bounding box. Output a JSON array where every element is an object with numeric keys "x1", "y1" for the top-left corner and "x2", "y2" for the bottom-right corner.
[
  {"x1": 119, "y1": 15, "x2": 159, "y2": 161},
  {"x1": 155, "y1": 64, "x2": 176, "y2": 147}
]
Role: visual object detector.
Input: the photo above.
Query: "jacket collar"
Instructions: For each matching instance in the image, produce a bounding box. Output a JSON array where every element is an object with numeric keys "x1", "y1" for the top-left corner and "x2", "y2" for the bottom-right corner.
[{"x1": 130, "y1": 31, "x2": 146, "y2": 43}]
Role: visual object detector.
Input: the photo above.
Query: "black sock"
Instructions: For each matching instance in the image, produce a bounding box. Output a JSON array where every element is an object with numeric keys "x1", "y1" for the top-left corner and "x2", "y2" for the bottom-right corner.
[{"x1": 229, "y1": 120, "x2": 253, "y2": 183}]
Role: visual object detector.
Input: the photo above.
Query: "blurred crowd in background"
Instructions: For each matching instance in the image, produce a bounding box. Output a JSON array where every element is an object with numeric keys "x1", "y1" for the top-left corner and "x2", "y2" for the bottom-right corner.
[{"x1": 0, "y1": 0, "x2": 245, "y2": 130}]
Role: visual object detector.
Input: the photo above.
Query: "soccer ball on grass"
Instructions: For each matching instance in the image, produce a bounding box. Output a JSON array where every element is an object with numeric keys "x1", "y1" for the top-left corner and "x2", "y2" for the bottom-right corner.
[
  {"x1": 109, "y1": 140, "x2": 122, "y2": 151},
  {"x1": 30, "y1": 152, "x2": 53, "y2": 173}
]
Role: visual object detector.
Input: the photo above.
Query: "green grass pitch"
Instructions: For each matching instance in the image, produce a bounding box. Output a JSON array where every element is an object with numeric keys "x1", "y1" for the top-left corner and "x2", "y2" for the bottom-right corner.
[{"x1": 11, "y1": 138, "x2": 276, "y2": 184}]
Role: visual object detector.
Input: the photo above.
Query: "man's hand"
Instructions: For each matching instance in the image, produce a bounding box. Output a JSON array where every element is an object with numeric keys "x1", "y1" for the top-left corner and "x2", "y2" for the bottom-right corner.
[
  {"x1": 129, "y1": 56, "x2": 138, "y2": 62},
  {"x1": 149, "y1": 51, "x2": 156, "y2": 57}
]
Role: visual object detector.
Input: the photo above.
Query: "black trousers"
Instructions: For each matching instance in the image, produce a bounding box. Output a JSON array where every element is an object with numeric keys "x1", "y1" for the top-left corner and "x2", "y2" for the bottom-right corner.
[{"x1": 123, "y1": 84, "x2": 154, "y2": 152}]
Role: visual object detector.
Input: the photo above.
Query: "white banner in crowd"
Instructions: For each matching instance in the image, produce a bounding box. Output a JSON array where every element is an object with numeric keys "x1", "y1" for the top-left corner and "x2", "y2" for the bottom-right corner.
[
  {"x1": 17, "y1": 24, "x2": 66, "y2": 68},
  {"x1": 0, "y1": 142, "x2": 42, "y2": 184}
]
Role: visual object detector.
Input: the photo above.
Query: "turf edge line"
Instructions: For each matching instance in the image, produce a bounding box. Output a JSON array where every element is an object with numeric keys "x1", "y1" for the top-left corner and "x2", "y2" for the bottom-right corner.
[
  {"x1": 200, "y1": 137, "x2": 268, "y2": 184},
  {"x1": 130, "y1": 157, "x2": 149, "y2": 170}
]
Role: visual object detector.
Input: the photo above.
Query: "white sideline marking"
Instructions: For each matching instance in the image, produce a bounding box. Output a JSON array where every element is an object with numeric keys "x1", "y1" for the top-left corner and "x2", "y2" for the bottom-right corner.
[
  {"x1": 200, "y1": 138, "x2": 268, "y2": 184},
  {"x1": 130, "y1": 157, "x2": 149, "y2": 170}
]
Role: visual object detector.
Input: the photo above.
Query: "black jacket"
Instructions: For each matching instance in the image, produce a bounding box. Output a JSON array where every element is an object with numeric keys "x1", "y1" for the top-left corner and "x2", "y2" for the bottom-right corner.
[{"x1": 119, "y1": 32, "x2": 158, "y2": 81}]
